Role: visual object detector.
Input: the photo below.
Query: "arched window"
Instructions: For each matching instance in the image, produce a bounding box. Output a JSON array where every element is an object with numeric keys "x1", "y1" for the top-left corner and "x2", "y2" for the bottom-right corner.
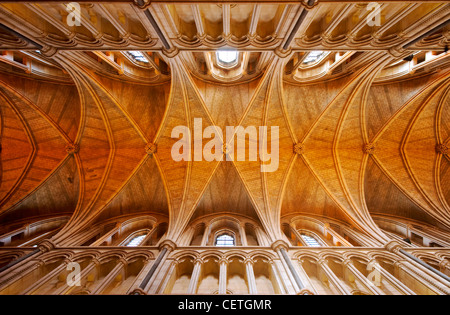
[
  {"x1": 216, "y1": 51, "x2": 238, "y2": 67},
  {"x1": 302, "y1": 51, "x2": 325, "y2": 65},
  {"x1": 126, "y1": 234, "x2": 146, "y2": 247},
  {"x1": 215, "y1": 233, "x2": 235, "y2": 247},
  {"x1": 301, "y1": 234, "x2": 321, "y2": 247},
  {"x1": 126, "y1": 51, "x2": 148, "y2": 63}
]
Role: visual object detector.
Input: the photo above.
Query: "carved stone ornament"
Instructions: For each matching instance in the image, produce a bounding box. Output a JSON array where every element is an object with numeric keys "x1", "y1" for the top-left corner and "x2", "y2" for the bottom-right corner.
[
  {"x1": 436, "y1": 143, "x2": 448, "y2": 156},
  {"x1": 65, "y1": 143, "x2": 79, "y2": 155},
  {"x1": 145, "y1": 143, "x2": 157, "y2": 156},
  {"x1": 294, "y1": 143, "x2": 305, "y2": 155},
  {"x1": 364, "y1": 143, "x2": 376, "y2": 155},
  {"x1": 222, "y1": 143, "x2": 231, "y2": 155}
]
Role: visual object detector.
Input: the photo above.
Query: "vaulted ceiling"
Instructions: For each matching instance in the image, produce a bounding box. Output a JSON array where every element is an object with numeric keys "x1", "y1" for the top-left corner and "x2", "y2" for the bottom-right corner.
[{"x1": 0, "y1": 0, "x2": 449, "y2": 246}]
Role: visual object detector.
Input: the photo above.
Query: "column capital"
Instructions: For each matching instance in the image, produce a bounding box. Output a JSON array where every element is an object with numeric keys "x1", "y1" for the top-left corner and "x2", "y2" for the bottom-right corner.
[
  {"x1": 40, "y1": 45, "x2": 58, "y2": 58},
  {"x1": 159, "y1": 239, "x2": 177, "y2": 252},
  {"x1": 193, "y1": 258, "x2": 204, "y2": 265},
  {"x1": 129, "y1": 288, "x2": 147, "y2": 295},
  {"x1": 384, "y1": 240, "x2": 403, "y2": 253},
  {"x1": 274, "y1": 46, "x2": 292, "y2": 59},
  {"x1": 271, "y1": 239, "x2": 290, "y2": 252},
  {"x1": 218, "y1": 257, "x2": 229, "y2": 266},
  {"x1": 133, "y1": 0, "x2": 151, "y2": 9},
  {"x1": 244, "y1": 257, "x2": 255, "y2": 265},
  {"x1": 162, "y1": 47, "x2": 179, "y2": 58},
  {"x1": 37, "y1": 239, "x2": 56, "y2": 253},
  {"x1": 439, "y1": 259, "x2": 450, "y2": 269},
  {"x1": 342, "y1": 258, "x2": 353, "y2": 266},
  {"x1": 298, "y1": 288, "x2": 315, "y2": 295},
  {"x1": 301, "y1": 0, "x2": 319, "y2": 10}
]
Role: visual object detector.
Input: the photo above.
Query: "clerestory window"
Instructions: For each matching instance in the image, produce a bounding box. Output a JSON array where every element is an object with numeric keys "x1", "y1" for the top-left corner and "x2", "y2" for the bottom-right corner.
[
  {"x1": 215, "y1": 233, "x2": 235, "y2": 247},
  {"x1": 302, "y1": 51, "x2": 325, "y2": 65},
  {"x1": 126, "y1": 51, "x2": 149, "y2": 63},
  {"x1": 301, "y1": 234, "x2": 321, "y2": 247},
  {"x1": 216, "y1": 50, "x2": 238, "y2": 67},
  {"x1": 126, "y1": 234, "x2": 146, "y2": 247}
]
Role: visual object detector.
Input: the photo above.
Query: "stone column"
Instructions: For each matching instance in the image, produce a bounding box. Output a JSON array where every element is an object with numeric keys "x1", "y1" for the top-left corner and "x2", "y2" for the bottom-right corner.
[
  {"x1": 317, "y1": 259, "x2": 352, "y2": 295},
  {"x1": 53, "y1": 258, "x2": 99, "y2": 295},
  {"x1": 397, "y1": 260, "x2": 450, "y2": 295},
  {"x1": 343, "y1": 259, "x2": 385, "y2": 295},
  {"x1": 218, "y1": 258, "x2": 228, "y2": 294},
  {"x1": 269, "y1": 261, "x2": 287, "y2": 294},
  {"x1": 19, "y1": 259, "x2": 68, "y2": 295},
  {"x1": 439, "y1": 259, "x2": 450, "y2": 276},
  {"x1": 131, "y1": 239, "x2": 177, "y2": 295},
  {"x1": 187, "y1": 258, "x2": 203, "y2": 294},
  {"x1": 271, "y1": 240, "x2": 304, "y2": 294},
  {"x1": 240, "y1": 225, "x2": 248, "y2": 246},
  {"x1": 245, "y1": 258, "x2": 257, "y2": 294},
  {"x1": 140, "y1": 225, "x2": 158, "y2": 246},
  {"x1": 90, "y1": 226, "x2": 120, "y2": 246},
  {"x1": 368, "y1": 258, "x2": 415, "y2": 295},
  {"x1": 295, "y1": 258, "x2": 316, "y2": 295},
  {"x1": 254, "y1": 227, "x2": 267, "y2": 246},
  {"x1": 200, "y1": 225, "x2": 210, "y2": 246},
  {"x1": 90, "y1": 259, "x2": 126, "y2": 294},
  {"x1": 158, "y1": 259, "x2": 179, "y2": 294}
]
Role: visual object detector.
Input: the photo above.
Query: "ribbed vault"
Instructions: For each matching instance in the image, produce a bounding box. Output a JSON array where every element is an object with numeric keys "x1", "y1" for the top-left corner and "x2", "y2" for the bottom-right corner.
[{"x1": 0, "y1": 0, "x2": 449, "y2": 248}]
